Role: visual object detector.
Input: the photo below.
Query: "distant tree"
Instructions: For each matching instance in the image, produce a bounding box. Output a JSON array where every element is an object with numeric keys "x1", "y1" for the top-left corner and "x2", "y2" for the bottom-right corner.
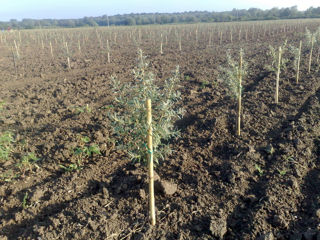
[
  {"x1": 170, "y1": 15, "x2": 178, "y2": 23},
  {"x1": 2, "y1": 6, "x2": 320, "y2": 29},
  {"x1": 10, "y1": 19, "x2": 19, "y2": 28},
  {"x1": 21, "y1": 19, "x2": 36, "y2": 29},
  {"x1": 279, "y1": 8, "x2": 291, "y2": 18},
  {"x1": 126, "y1": 17, "x2": 136, "y2": 25},
  {"x1": 83, "y1": 17, "x2": 98, "y2": 26},
  {"x1": 59, "y1": 19, "x2": 76, "y2": 28},
  {"x1": 186, "y1": 15, "x2": 198, "y2": 23}
]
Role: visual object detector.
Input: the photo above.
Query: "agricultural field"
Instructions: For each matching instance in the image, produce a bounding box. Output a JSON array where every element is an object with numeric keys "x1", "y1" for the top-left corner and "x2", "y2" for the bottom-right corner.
[{"x1": 0, "y1": 19, "x2": 319, "y2": 239}]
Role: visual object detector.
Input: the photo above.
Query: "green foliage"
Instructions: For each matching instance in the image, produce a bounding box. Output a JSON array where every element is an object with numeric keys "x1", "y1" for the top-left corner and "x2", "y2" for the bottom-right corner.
[
  {"x1": 17, "y1": 152, "x2": 40, "y2": 173},
  {"x1": 22, "y1": 192, "x2": 29, "y2": 209},
  {"x1": 0, "y1": 170, "x2": 19, "y2": 182},
  {"x1": 278, "y1": 169, "x2": 287, "y2": 176},
  {"x1": 264, "y1": 145, "x2": 275, "y2": 155},
  {"x1": 2, "y1": 7, "x2": 320, "y2": 29},
  {"x1": 255, "y1": 164, "x2": 264, "y2": 176},
  {"x1": 200, "y1": 80, "x2": 210, "y2": 89},
  {"x1": 289, "y1": 44, "x2": 300, "y2": 71},
  {"x1": 74, "y1": 144, "x2": 101, "y2": 157},
  {"x1": 108, "y1": 49, "x2": 183, "y2": 164},
  {"x1": 0, "y1": 132, "x2": 14, "y2": 161},
  {"x1": 305, "y1": 28, "x2": 318, "y2": 47},
  {"x1": 60, "y1": 136, "x2": 101, "y2": 172},
  {"x1": 266, "y1": 39, "x2": 288, "y2": 72},
  {"x1": 74, "y1": 136, "x2": 101, "y2": 157},
  {"x1": 184, "y1": 75, "x2": 191, "y2": 81},
  {"x1": 59, "y1": 163, "x2": 82, "y2": 172},
  {"x1": 73, "y1": 104, "x2": 91, "y2": 114},
  {"x1": 81, "y1": 136, "x2": 90, "y2": 143},
  {"x1": 219, "y1": 49, "x2": 247, "y2": 99}
]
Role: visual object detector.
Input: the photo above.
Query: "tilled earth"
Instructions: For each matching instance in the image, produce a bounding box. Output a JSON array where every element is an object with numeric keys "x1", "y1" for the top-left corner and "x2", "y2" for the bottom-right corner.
[{"x1": 0, "y1": 22, "x2": 319, "y2": 240}]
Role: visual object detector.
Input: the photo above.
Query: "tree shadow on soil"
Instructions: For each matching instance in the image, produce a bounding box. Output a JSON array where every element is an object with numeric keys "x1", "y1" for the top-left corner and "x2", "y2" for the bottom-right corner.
[
  {"x1": 225, "y1": 85, "x2": 320, "y2": 238},
  {"x1": 0, "y1": 169, "x2": 63, "y2": 220},
  {"x1": 288, "y1": 137, "x2": 320, "y2": 232},
  {"x1": 0, "y1": 179, "x2": 102, "y2": 240}
]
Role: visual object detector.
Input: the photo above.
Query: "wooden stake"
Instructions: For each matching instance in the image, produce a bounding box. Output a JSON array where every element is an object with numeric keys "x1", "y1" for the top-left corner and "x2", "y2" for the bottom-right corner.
[
  {"x1": 67, "y1": 57, "x2": 71, "y2": 70},
  {"x1": 237, "y1": 50, "x2": 243, "y2": 136},
  {"x1": 78, "y1": 39, "x2": 81, "y2": 54},
  {"x1": 11, "y1": 46, "x2": 17, "y2": 77},
  {"x1": 296, "y1": 41, "x2": 302, "y2": 84},
  {"x1": 107, "y1": 39, "x2": 110, "y2": 63},
  {"x1": 50, "y1": 41, "x2": 53, "y2": 58},
  {"x1": 14, "y1": 40, "x2": 19, "y2": 59},
  {"x1": 275, "y1": 46, "x2": 282, "y2": 104},
  {"x1": 195, "y1": 29, "x2": 198, "y2": 45},
  {"x1": 65, "y1": 41, "x2": 69, "y2": 55},
  {"x1": 308, "y1": 35, "x2": 314, "y2": 74},
  {"x1": 146, "y1": 99, "x2": 155, "y2": 226}
]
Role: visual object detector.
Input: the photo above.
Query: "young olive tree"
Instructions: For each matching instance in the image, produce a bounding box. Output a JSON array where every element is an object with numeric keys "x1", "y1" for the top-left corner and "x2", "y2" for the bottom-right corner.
[
  {"x1": 108, "y1": 49, "x2": 184, "y2": 164},
  {"x1": 267, "y1": 40, "x2": 288, "y2": 103},
  {"x1": 266, "y1": 39, "x2": 288, "y2": 73},
  {"x1": 108, "y1": 49, "x2": 183, "y2": 226},
  {"x1": 289, "y1": 41, "x2": 302, "y2": 84},
  {"x1": 305, "y1": 27, "x2": 319, "y2": 73},
  {"x1": 219, "y1": 49, "x2": 247, "y2": 136}
]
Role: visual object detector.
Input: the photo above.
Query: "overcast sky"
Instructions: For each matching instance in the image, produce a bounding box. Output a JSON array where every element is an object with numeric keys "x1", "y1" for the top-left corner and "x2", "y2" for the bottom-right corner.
[{"x1": 0, "y1": 0, "x2": 318, "y2": 21}]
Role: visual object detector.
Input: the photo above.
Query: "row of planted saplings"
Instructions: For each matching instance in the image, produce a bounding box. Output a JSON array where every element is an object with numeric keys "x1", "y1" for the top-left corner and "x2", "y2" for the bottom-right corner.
[
  {"x1": 6, "y1": 30, "x2": 114, "y2": 75},
  {"x1": 4, "y1": 21, "x2": 313, "y2": 75},
  {"x1": 214, "y1": 32, "x2": 317, "y2": 221},
  {"x1": 4, "y1": 28, "x2": 319, "y2": 226},
  {"x1": 220, "y1": 27, "x2": 320, "y2": 138},
  {"x1": 104, "y1": 26, "x2": 320, "y2": 226},
  {"x1": 0, "y1": 24, "x2": 318, "y2": 224}
]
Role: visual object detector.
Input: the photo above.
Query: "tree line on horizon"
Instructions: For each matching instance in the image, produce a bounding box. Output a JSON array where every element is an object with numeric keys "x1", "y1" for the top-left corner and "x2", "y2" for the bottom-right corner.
[{"x1": 1, "y1": 6, "x2": 320, "y2": 30}]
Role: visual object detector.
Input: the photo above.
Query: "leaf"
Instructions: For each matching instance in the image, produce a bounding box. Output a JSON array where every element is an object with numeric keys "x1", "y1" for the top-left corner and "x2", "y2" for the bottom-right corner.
[
  {"x1": 74, "y1": 148, "x2": 83, "y2": 155},
  {"x1": 107, "y1": 50, "x2": 183, "y2": 164},
  {"x1": 88, "y1": 144, "x2": 101, "y2": 155},
  {"x1": 82, "y1": 136, "x2": 90, "y2": 143}
]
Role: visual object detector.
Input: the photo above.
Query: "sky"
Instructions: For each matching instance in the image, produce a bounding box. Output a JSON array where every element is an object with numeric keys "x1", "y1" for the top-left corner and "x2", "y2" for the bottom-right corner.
[{"x1": 0, "y1": 0, "x2": 318, "y2": 21}]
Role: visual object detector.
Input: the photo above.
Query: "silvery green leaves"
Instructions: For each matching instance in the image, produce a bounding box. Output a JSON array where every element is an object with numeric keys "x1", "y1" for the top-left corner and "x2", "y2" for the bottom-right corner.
[
  {"x1": 289, "y1": 44, "x2": 300, "y2": 71},
  {"x1": 266, "y1": 45, "x2": 277, "y2": 72},
  {"x1": 219, "y1": 49, "x2": 247, "y2": 99},
  {"x1": 305, "y1": 27, "x2": 318, "y2": 47},
  {"x1": 0, "y1": 132, "x2": 14, "y2": 161},
  {"x1": 108, "y1": 49, "x2": 183, "y2": 164},
  {"x1": 267, "y1": 39, "x2": 288, "y2": 72}
]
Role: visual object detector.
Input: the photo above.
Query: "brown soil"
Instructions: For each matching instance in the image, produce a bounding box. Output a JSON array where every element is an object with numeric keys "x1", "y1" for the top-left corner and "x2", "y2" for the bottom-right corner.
[{"x1": 0, "y1": 20, "x2": 319, "y2": 240}]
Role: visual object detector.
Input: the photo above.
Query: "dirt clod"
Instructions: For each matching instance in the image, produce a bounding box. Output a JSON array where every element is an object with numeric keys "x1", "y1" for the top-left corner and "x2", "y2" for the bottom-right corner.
[
  {"x1": 209, "y1": 217, "x2": 227, "y2": 239},
  {"x1": 155, "y1": 180, "x2": 177, "y2": 196},
  {"x1": 258, "y1": 232, "x2": 274, "y2": 240}
]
